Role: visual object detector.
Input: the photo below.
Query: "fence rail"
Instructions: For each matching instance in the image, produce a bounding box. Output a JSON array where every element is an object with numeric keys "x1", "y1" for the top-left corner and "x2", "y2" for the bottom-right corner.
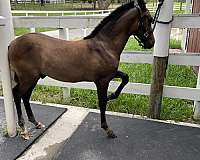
[
  {"x1": 35, "y1": 51, "x2": 200, "y2": 101},
  {"x1": 10, "y1": 3, "x2": 188, "y2": 17},
  {"x1": 1, "y1": 14, "x2": 200, "y2": 106},
  {"x1": 1, "y1": 51, "x2": 200, "y2": 101},
  {"x1": 11, "y1": 9, "x2": 112, "y2": 16},
  {"x1": 13, "y1": 14, "x2": 200, "y2": 29}
]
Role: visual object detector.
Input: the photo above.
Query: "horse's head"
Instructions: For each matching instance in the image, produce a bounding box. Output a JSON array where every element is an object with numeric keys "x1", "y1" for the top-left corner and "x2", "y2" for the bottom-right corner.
[{"x1": 133, "y1": 5, "x2": 155, "y2": 49}]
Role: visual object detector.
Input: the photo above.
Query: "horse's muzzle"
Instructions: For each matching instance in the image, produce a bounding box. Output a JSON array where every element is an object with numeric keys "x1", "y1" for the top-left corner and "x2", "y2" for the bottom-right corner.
[{"x1": 143, "y1": 38, "x2": 155, "y2": 49}]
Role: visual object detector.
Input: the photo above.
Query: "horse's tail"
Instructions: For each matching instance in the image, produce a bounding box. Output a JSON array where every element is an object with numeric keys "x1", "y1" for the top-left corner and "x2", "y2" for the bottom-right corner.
[
  {"x1": 8, "y1": 45, "x2": 19, "y2": 89},
  {"x1": 10, "y1": 67, "x2": 18, "y2": 89}
]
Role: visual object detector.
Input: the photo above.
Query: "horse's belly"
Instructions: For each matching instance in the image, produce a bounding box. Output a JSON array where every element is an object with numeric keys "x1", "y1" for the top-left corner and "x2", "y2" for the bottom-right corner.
[{"x1": 46, "y1": 69, "x2": 95, "y2": 83}]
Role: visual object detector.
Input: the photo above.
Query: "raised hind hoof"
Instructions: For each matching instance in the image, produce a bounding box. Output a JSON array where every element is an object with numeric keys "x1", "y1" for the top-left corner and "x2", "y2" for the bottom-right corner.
[
  {"x1": 106, "y1": 129, "x2": 117, "y2": 138},
  {"x1": 35, "y1": 122, "x2": 45, "y2": 129}
]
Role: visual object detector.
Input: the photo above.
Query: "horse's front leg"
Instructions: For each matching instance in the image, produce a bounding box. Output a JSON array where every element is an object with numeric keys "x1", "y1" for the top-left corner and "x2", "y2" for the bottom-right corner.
[
  {"x1": 107, "y1": 70, "x2": 129, "y2": 101},
  {"x1": 95, "y1": 80, "x2": 117, "y2": 138}
]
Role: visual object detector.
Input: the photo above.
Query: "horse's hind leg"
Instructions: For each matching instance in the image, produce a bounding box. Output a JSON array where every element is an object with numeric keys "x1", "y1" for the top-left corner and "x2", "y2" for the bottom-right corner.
[
  {"x1": 13, "y1": 85, "x2": 25, "y2": 131},
  {"x1": 95, "y1": 80, "x2": 117, "y2": 138},
  {"x1": 22, "y1": 81, "x2": 45, "y2": 129},
  {"x1": 107, "y1": 71, "x2": 129, "y2": 101}
]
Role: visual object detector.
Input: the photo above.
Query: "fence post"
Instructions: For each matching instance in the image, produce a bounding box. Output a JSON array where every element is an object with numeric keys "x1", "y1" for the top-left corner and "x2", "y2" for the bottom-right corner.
[
  {"x1": 82, "y1": 28, "x2": 87, "y2": 37},
  {"x1": 0, "y1": 0, "x2": 16, "y2": 137},
  {"x1": 59, "y1": 28, "x2": 71, "y2": 98},
  {"x1": 149, "y1": 0, "x2": 173, "y2": 119},
  {"x1": 30, "y1": 27, "x2": 36, "y2": 33}
]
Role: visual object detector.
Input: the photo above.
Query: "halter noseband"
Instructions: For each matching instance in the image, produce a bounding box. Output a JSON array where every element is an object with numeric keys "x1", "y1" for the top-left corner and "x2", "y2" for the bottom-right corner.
[{"x1": 134, "y1": 5, "x2": 153, "y2": 48}]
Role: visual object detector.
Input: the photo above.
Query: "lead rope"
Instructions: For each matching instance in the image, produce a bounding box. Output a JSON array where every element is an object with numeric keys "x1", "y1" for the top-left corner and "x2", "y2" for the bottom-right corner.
[
  {"x1": 152, "y1": 0, "x2": 173, "y2": 31},
  {"x1": 152, "y1": 0, "x2": 164, "y2": 31}
]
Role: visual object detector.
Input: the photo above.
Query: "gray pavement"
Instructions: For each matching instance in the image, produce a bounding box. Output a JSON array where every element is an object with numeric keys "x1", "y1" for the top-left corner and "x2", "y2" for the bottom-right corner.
[
  {"x1": 0, "y1": 99, "x2": 66, "y2": 160},
  {"x1": 56, "y1": 112, "x2": 200, "y2": 160},
  {"x1": 17, "y1": 104, "x2": 200, "y2": 160}
]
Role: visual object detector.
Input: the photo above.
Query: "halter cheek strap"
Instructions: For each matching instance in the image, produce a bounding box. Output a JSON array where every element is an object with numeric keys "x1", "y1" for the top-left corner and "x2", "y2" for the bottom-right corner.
[
  {"x1": 134, "y1": 5, "x2": 147, "y2": 48},
  {"x1": 135, "y1": 4, "x2": 142, "y2": 18}
]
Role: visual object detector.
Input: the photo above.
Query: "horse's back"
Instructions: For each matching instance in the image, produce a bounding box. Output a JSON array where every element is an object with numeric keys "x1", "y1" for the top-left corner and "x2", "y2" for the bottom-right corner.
[
  {"x1": 8, "y1": 33, "x2": 56, "y2": 81},
  {"x1": 8, "y1": 32, "x2": 118, "y2": 83},
  {"x1": 8, "y1": 33, "x2": 65, "y2": 65}
]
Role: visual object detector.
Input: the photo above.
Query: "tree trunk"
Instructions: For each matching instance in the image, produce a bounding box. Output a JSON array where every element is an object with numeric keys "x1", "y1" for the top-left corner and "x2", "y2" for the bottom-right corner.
[
  {"x1": 41, "y1": 0, "x2": 45, "y2": 6},
  {"x1": 180, "y1": 2, "x2": 183, "y2": 11},
  {"x1": 97, "y1": 0, "x2": 112, "y2": 9}
]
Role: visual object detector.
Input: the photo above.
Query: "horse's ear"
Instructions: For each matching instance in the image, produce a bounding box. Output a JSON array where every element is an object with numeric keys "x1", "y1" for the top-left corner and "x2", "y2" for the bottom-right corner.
[
  {"x1": 136, "y1": 0, "x2": 147, "y2": 11},
  {"x1": 134, "y1": 0, "x2": 138, "y2": 6}
]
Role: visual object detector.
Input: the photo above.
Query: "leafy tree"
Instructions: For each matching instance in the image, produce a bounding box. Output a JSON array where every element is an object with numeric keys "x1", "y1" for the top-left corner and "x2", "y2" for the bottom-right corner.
[{"x1": 97, "y1": 0, "x2": 112, "y2": 9}]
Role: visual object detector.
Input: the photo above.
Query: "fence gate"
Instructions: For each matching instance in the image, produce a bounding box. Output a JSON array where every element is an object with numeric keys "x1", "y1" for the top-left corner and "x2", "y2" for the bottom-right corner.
[{"x1": 186, "y1": 0, "x2": 200, "y2": 75}]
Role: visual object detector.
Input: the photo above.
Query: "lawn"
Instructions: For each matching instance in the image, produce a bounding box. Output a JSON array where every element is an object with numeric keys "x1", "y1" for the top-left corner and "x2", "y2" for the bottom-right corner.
[
  {"x1": 11, "y1": 2, "x2": 98, "y2": 11},
  {"x1": 11, "y1": 1, "x2": 186, "y2": 14}
]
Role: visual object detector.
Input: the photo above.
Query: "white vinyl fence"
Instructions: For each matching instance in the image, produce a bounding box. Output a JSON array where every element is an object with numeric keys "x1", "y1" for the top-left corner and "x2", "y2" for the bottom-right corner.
[
  {"x1": 11, "y1": 10, "x2": 112, "y2": 16},
  {"x1": 10, "y1": 14, "x2": 200, "y2": 101},
  {"x1": 10, "y1": 5, "x2": 186, "y2": 17},
  {"x1": 1, "y1": 14, "x2": 200, "y2": 117}
]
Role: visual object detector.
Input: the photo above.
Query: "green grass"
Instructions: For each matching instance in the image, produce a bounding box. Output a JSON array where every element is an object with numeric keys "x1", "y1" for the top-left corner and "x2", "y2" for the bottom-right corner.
[
  {"x1": 170, "y1": 39, "x2": 182, "y2": 49},
  {"x1": 11, "y1": 2, "x2": 95, "y2": 11},
  {"x1": 29, "y1": 62, "x2": 195, "y2": 122},
  {"x1": 124, "y1": 38, "x2": 152, "y2": 51},
  {"x1": 28, "y1": 58, "x2": 196, "y2": 122},
  {"x1": 124, "y1": 37, "x2": 182, "y2": 51},
  {"x1": 4, "y1": 28, "x2": 195, "y2": 122}
]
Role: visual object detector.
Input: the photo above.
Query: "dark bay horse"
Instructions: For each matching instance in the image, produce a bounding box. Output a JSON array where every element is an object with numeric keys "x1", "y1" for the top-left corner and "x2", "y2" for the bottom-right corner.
[{"x1": 8, "y1": 0, "x2": 155, "y2": 139}]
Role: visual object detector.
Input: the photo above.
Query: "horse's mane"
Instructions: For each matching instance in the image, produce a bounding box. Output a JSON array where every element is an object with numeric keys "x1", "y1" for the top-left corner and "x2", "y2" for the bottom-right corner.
[{"x1": 84, "y1": 0, "x2": 146, "y2": 40}]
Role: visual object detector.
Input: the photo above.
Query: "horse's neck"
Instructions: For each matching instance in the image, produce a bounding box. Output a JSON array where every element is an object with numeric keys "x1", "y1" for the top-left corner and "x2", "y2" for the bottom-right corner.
[{"x1": 97, "y1": 9, "x2": 138, "y2": 58}]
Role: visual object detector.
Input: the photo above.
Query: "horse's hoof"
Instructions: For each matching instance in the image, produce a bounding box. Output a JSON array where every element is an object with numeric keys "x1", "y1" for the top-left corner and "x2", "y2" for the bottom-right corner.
[
  {"x1": 106, "y1": 129, "x2": 117, "y2": 138},
  {"x1": 35, "y1": 122, "x2": 45, "y2": 129},
  {"x1": 20, "y1": 130, "x2": 32, "y2": 140}
]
